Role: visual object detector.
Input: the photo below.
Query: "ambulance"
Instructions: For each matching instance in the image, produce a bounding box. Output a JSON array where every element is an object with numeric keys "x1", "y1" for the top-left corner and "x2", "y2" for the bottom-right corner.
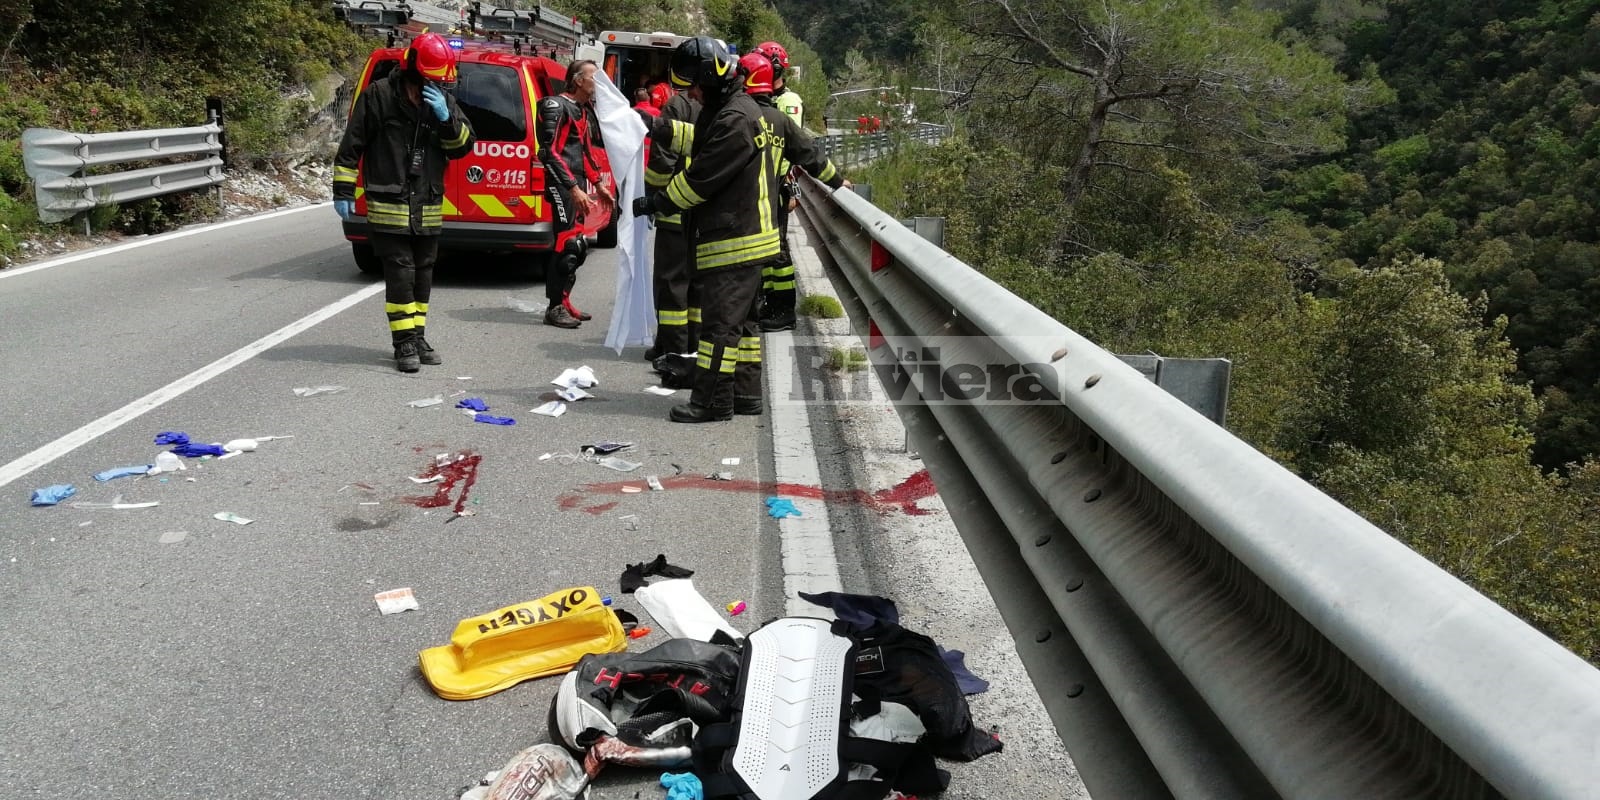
[
  {"x1": 576, "y1": 30, "x2": 725, "y2": 100},
  {"x1": 340, "y1": 43, "x2": 618, "y2": 275}
]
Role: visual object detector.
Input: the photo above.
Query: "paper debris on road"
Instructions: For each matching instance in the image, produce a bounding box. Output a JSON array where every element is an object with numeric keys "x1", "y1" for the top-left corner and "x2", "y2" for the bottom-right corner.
[
  {"x1": 551, "y1": 365, "x2": 598, "y2": 390},
  {"x1": 531, "y1": 401, "x2": 567, "y2": 418},
  {"x1": 408, "y1": 396, "x2": 444, "y2": 408},
  {"x1": 621, "y1": 485, "x2": 643, "y2": 494},
  {"x1": 643, "y1": 386, "x2": 677, "y2": 396},
  {"x1": 721, "y1": 457, "x2": 741, "y2": 466},
  {"x1": 619, "y1": 515, "x2": 640, "y2": 531},
  {"x1": 557, "y1": 386, "x2": 592, "y2": 402},
  {"x1": 647, "y1": 476, "x2": 664, "y2": 492},
  {"x1": 158, "y1": 531, "x2": 188, "y2": 545},
  {"x1": 409, "y1": 474, "x2": 445, "y2": 484},
  {"x1": 375, "y1": 587, "x2": 419, "y2": 615},
  {"x1": 213, "y1": 511, "x2": 254, "y2": 525}
]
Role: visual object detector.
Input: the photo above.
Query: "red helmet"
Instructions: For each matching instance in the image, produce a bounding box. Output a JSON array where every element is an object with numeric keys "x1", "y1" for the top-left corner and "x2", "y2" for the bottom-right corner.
[
  {"x1": 754, "y1": 41, "x2": 789, "y2": 78},
  {"x1": 649, "y1": 82, "x2": 672, "y2": 109},
  {"x1": 739, "y1": 52, "x2": 773, "y2": 95},
  {"x1": 405, "y1": 33, "x2": 458, "y2": 83}
]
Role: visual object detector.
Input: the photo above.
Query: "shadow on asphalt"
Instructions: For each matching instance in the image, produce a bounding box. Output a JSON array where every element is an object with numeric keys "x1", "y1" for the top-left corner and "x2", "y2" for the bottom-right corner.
[{"x1": 257, "y1": 343, "x2": 393, "y2": 366}]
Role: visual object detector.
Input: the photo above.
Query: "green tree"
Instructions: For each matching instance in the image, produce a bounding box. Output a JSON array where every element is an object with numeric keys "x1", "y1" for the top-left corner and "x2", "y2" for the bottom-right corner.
[{"x1": 950, "y1": 0, "x2": 1381, "y2": 259}]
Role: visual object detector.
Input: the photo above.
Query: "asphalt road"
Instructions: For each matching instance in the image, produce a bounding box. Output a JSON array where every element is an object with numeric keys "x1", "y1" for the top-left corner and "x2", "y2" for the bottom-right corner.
[{"x1": 0, "y1": 205, "x2": 1080, "y2": 799}]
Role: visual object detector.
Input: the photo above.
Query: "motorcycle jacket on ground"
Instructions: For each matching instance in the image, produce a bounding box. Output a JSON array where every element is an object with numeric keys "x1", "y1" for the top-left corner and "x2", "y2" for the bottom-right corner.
[
  {"x1": 647, "y1": 92, "x2": 842, "y2": 271},
  {"x1": 536, "y1": 94, "x2": 600, "y2": 190},
  {"x1": 644, "y1": 92, "x2": 702, "y2": 230},
  {"x1": 333, "y1": 72, "x2": 474, "y2": 235}
]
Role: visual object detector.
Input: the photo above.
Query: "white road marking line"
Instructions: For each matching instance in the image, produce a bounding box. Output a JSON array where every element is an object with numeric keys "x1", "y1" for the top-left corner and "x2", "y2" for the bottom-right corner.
[
  {"x1": 770, "y1": 222, "x2": 846, "y2": 616},
  {"x1": 0, "y1": 203, "x2": 330, "y2": 282},
  {"x1": 0, "y1": 281, "x2": 383, "y2": 489}
]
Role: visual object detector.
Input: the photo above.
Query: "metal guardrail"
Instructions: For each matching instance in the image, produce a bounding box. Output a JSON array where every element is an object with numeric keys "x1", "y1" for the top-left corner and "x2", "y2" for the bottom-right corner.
[
  {"x1": 332, "y1": 0, "x2": 412, "y2": 28},
  {"x1": 21, "y1": 120, "x2": 226, "y2": 225},
  {"x1": 795, "y1": 174, "x2": 1600, "y2": 799},
  {"x1": 817, "y1": 123, "x2": 947, "y2": 167}
]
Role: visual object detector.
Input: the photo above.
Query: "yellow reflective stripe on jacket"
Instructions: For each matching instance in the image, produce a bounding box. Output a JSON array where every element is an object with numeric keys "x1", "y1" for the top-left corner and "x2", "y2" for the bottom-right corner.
[
  {"x1": 441, "y1": 123, "x2": 469, "y2": 150},
  {"x1": 668, "y1": 120, "x2": 694, "y2": 155},
  {"x1": 696, "y1": 229, "x2": 782, "y2": 270},
  {"x1": 334, "y1": 165, "x2": 359, "y2": 184},
  {"x1": 645, "y1": 165, "x2": 673, "y2": 188},
  {"x1": 818, "y1": 160, "x2": 838, "y2": 183},
  {"x1": 666, "y1": 172, "x2": 707, "y2": 209}
]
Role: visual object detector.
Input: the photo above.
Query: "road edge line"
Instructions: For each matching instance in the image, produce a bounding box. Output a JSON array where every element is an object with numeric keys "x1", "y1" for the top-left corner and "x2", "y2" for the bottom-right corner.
[
  {"x1": 0, "y1": 202, "x2": 330, "y2": 282},
  {"x1": 0, "y1": 280, "x2": 383, "y2": 489}
]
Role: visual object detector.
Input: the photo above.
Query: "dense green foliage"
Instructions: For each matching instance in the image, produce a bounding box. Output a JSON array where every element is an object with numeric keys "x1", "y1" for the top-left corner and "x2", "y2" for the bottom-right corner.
[
  {"x1": 832, "y1": 0, "x2": 1600, "y2": 661},
  {"x1": 1270, "y1": 2, "x2": 1600, "y2": 471},
  {"x1": 0, "y1": 0, "x2": 365, "y2": 255}
]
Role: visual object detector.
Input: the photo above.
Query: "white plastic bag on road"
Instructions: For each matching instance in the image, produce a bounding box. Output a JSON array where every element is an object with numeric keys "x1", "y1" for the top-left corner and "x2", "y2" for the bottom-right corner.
[{"x1": 634, "y1": 579, "x2": 742, "y2": 643}]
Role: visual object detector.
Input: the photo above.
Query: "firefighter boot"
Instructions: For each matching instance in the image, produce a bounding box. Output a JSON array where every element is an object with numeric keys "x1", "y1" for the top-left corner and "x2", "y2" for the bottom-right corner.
[
  {"x1": 414, "y1": 326, "x2": 442, "y2": 366},
  {"x1": 734, "y1": 397, "x2": 763, "y2": 416},
  {"x1": 670, "y1": 402, "x2": 733, "y2": 423},
  {"x1": 393, "y1": 333, "x2": 421, "y2": 373}
]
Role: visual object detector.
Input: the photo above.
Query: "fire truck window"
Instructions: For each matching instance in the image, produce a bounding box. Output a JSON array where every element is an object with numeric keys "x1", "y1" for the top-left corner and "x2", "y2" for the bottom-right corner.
[{"x1": 454, "y1": 62, "x2": 526, "y2": 142}]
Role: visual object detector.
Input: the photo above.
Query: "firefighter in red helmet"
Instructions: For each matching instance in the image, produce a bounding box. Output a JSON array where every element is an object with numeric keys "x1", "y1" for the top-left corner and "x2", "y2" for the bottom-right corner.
[
  {"x1": 334, "y1": 33, "x2": 475, "y2": 372},
  {"x1": 635, "y1": 38, "x2": 845, "y2": 422}
]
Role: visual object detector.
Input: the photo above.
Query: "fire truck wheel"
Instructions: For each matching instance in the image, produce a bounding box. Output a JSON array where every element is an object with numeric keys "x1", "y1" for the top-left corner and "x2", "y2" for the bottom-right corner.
[{"x1": 352, "y1": 243, "x2": 382, "y2": 276}]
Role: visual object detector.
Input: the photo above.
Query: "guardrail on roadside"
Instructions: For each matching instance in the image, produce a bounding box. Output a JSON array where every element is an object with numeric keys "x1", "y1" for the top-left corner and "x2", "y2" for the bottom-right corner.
[
  {"x1": 794, "y1": 173, "x2": 1600, "y2": 799},
  {"x1": 22, "y1": 111, "x2": 227, "y2": 227},
  {"x1": 816, "y1": 123, "x2": 947, "y2": 167}
]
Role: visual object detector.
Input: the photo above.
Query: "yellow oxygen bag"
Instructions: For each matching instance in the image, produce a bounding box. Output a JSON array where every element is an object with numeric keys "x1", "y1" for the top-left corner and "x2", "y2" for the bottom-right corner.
[{"x1": 420, "y1": 586, "x2": 626, "y2": 700}]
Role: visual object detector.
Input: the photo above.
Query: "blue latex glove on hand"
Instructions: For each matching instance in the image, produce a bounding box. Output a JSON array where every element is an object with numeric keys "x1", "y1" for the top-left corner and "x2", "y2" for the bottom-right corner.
[
  {"x1": 334, "y1": 199, "x2": 355, "y2": 221},
  {"x1": 422, "y1": 84, "x2": 450, "y2": 123}
]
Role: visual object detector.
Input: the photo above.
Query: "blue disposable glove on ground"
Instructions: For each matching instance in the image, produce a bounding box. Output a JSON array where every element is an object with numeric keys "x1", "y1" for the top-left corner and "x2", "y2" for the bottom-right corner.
[
  {"x1": 154, "y1": 431, "x2": 189, "y2": 445},
  {"x1": 473, "y1": 413, "x2": 516, "y2": 426},
  {"x1": 765, "y1": 497, "x2": 802, "y2": 519},
  {"x1": 31, "y1": 484, "x2": 76, "y2": 506},
  {"x1": 95, "y1": 465, "x2": 152, "y2": 482},
  {"x1": 422, "y1": 84, "x2": 449, "y2": 122},
  {"x1": 334, "y1": 199, "x2": 355, "y2": 221},
  {"x1": 172, "y1": 443, "x2": 226, "y2": 458},
  {"x1": 456, "y1": 398, "x2": 488, "y2": 412},
  {"x1": 660, "y1": 773, "x2": 704, "y2": 800}
]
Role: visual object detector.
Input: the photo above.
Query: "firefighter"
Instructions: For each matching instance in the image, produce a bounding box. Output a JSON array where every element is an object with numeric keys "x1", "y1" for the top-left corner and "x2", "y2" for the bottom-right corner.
[
  {"x1": 642, "y1": 74, "x2": 702, "y2": 369},
  {"x1": 535, "y1": 59, "x2": 608, "y2": 329},
  {"x1": 635, "y1": 37, "x2": 845, "y2": 422},
  {"x1": 752, "y1": 41, "x2": 802, "y2": 332},
  {"x1": 334, "y1": 32, "x2": 475, "y2": 373}
]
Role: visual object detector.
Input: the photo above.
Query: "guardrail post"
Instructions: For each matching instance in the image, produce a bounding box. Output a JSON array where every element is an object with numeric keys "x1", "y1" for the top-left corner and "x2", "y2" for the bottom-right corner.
[{"x1": 206, "y1": 97, "x2": 228, "y2": 169}]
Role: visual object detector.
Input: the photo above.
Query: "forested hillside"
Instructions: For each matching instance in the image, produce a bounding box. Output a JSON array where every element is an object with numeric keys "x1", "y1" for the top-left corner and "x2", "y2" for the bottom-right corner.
[
  {"x1": 1273, "y1": 0, "x2": 1600, "y2": 471},
  {"x1": 817, "y1": 0, "x2": 1600, "y2": 662}
]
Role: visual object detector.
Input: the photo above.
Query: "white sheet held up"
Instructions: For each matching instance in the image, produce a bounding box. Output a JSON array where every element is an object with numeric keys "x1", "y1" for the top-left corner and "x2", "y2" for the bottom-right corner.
[{"x1": 590, "y1": 71, "x2": 654, "y2": 355}]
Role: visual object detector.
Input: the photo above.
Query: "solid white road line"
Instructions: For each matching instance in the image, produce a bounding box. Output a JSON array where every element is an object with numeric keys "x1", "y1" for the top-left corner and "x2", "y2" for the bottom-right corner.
[
  {"x1": 0, "y1": 281, "x2": 383, "y2": 490},
  {"x1": 0, "y1": 203, "x2": 330, "y2": 282},
  {"x1": 769, "y1": 222, "x2": 846, "y2": 616}
]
